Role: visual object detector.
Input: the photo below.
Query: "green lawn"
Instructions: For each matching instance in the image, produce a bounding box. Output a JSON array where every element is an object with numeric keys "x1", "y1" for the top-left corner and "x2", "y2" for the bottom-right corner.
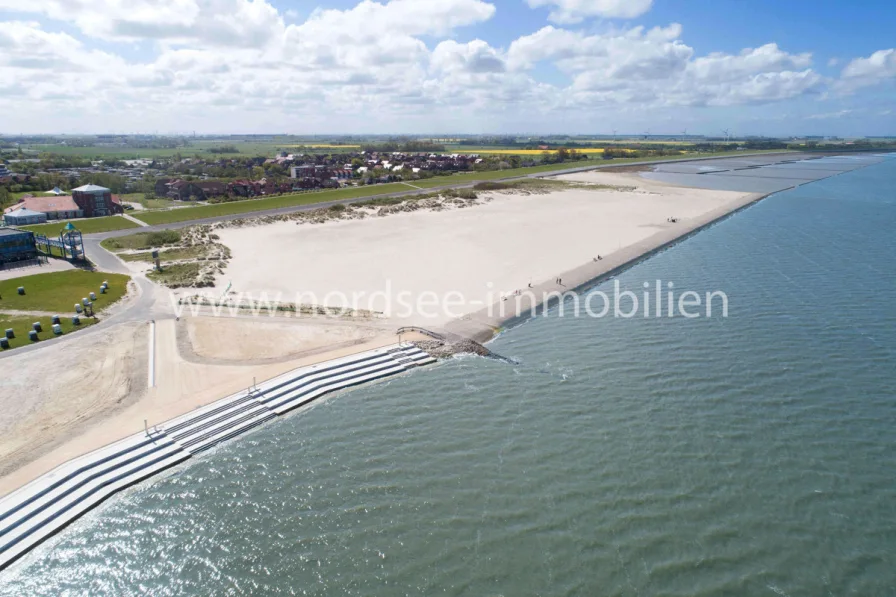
[
  {"x1": 20, "y1": 216, "x2": 141, "y2": 236},
  {"x1": 0, "y1": 270, "x2": 130, "y2": 313},
  {"x1": 0, "y1": 313, "x2": 97, "y2": 350},
  {"x1": 100, "y1": 229, "x2": 182, "y2": 252},
  {"x1": 141, "y1": 198, "x2": 179, "y2": 210},
  {"x1": 116, "y1": 194, "x2": 179, "y2": 210},
  {"x1": 116, "y1": 193, "x2": 145, "y2": 202},
  {"x1": 132, "y1": 183, "x2": 411, "y2": 225}
]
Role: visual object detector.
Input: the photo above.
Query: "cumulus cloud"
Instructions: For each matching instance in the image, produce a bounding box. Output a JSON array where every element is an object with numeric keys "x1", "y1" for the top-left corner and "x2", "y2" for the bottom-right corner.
[
  {"x1": 525, "y1": 0, "x2": 653, "y2": 23},
  {"x1": 431, "y1": 40, "x2": 506, "y2": 74},
  {"x1": 839, "y1": 49, "x2": 896, "y2": 90},
  {"x1": 0, "y1": 0, "x2": 501, "y2": 126},
  {"x1": 0, "y1": 21, "x2": 126, "y2": 102},
  {"x1": 686, "y1": 43, "x2": 812, "y2": 82},
  {"x1": 0, "y1": 0, "x2": 286, "y2": 48},
  {"x1": 0, "y1": 0, "x2": 879, "y2": 132},
  {"x1": 507, "y1": 27, "x2": 820, "y2": 107}
]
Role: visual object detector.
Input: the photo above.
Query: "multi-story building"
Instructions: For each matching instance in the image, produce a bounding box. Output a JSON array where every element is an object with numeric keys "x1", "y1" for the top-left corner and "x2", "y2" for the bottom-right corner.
[{"x1": 71, "y1": 184, "x2": 123, "y2": 217}]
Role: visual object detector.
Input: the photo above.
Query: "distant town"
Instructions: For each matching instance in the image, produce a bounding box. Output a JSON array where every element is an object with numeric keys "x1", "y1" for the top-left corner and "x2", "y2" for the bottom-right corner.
[{"x1": 2, "y1": 134, "x2": 895, "y2": 224}]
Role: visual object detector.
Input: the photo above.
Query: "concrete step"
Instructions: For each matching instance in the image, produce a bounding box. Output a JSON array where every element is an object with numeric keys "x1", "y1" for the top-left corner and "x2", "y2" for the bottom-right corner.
[
  {"x1": 0, "y1": 343, "x2": 435, "y2": 569},
  {"x1": 0, "y1": 439, "x2": 189, "y2": 569}
]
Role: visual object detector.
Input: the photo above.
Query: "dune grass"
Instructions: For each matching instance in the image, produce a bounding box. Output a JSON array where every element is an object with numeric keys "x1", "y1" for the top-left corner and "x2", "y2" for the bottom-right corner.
[{"x1": 146, "y1": 262, "x2": 205, "y2": 288}]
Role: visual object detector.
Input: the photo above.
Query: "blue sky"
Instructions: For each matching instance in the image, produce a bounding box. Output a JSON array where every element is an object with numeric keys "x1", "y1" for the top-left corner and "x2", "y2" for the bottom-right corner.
[{"x1": 1, "y1": 0, "x2": 894, "y2": 135}]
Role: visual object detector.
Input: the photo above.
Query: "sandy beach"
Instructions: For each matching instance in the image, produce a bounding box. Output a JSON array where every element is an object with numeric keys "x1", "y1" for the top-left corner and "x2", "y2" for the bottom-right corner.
[{"x1": 213, "y1": 171, "x2": 756, "y2": 328}]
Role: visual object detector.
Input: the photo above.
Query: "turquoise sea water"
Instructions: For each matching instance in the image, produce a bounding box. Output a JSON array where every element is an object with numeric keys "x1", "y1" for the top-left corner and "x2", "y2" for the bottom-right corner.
[{"x1": 3, "y1": 157, "x2": 895, "y2": 595}]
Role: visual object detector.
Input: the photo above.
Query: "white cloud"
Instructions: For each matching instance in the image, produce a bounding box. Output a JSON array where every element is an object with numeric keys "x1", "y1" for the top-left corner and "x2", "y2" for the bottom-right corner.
[
  {"x1": 840, "y1": 49, "x2": 896, "y2": 87},
  {"x1": 293, "y1": 0, "x2": 495, "y2": 41},
  {"x1": 525, "y1": 0, "x2": 653, "y2": 23},
  {"x1": 0, "y1": 1, "x2": 879, "y2": 133},
  {"x1": 0, "y1": 0, "x2": 285, "y2": 47},
  {"x1": 431, "y1": 40, "x2": 506, "y2": 74},
  {"x1": 0, "y1": 0, "x2": 500, "y2": 126},
  {"x1": 0, "y1": 21, "x2": 126, "y2": 102},
  {"x1": 691, "y1": 69, "x2": 823, "y2": 106},
  {"x1": 805, "y1": 109, "x2": 853, "y2": 120},
  {"x1": 686, "y1": 44, "x2": 812, "y2": 82},
  {"x1": 508, "y1": 24, "x2": 688, "y2": 74},
  {"x1": 507, "y1": 27, "x2": 820, "y2": 107}
]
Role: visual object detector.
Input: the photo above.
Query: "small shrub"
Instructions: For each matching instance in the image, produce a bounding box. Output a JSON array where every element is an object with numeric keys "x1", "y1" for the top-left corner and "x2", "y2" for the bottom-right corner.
[
  {"x1": 473, "y1": 181, "x2": 511, "y2": 191},
  {"x1": 445, "y1": 188, "x2": 478, "y2": 200},
  {"x1": 146, "y1": 230, "x2": 181, "y2": 246}
]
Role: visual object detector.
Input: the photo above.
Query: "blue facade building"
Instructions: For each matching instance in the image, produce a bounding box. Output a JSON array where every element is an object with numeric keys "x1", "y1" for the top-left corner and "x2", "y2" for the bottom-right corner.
[{"x1": 0, "y1": 227, "x2": 37, "y2": 265}]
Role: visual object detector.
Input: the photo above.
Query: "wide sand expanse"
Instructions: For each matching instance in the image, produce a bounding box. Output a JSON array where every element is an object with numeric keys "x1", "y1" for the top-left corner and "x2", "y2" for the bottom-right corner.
[{"x1": 214, "y1": 173, "x2": 753, "y2": 327}]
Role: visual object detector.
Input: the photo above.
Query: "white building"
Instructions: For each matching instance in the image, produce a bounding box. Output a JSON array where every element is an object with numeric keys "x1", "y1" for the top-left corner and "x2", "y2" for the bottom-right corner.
[{"x1": 3, "y1": 208, "x2": 47, "y2": 226}]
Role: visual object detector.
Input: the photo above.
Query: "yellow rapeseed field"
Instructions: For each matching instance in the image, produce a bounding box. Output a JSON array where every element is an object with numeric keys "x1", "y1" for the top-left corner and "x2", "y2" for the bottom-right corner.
[
  {"x1": 470, "y1": 148, "x2": 636, "y2": 155},
  {"x1": 285, "y1": 144, "x2": 362, "y2": 149}
]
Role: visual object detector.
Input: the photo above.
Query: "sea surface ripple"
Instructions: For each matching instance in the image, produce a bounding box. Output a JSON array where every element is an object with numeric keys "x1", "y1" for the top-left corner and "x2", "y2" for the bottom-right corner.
[{"x1": 2, "y1": 156, "x2": 895, "y2": 596}]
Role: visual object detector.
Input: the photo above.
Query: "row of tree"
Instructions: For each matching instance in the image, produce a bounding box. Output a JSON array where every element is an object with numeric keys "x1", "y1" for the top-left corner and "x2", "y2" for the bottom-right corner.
[
  {"x1": 1, "y1": 170, "x2": 132, "y2": 196},
  {"x1": 540, "y1": 148, "x2": 591, "y2": 163},
  {"x1": 360, "y1": 140, "x2": 446, "y2": 153},
  {"x1": 207, "y1": 145, "x2": 240, "y2": 154}
]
